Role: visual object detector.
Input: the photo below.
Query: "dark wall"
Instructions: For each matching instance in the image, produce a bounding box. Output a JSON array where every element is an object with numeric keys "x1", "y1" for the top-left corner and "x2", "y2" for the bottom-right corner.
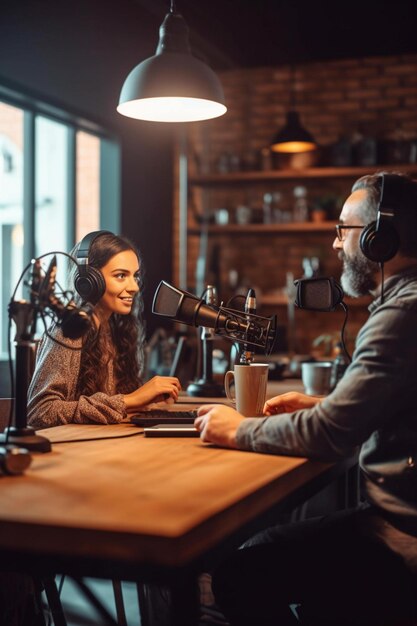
[{"x1": 0, "y1": 0, "x2": 175, "y2": 336}]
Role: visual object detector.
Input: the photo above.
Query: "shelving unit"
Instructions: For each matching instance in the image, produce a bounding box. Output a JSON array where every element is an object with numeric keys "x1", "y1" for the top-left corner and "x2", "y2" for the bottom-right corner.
[
  {"x1": 186, "y1": 163, "x2": 417, "y2": 238},
  {"x1": 184, "y1": 163, "x2": 417, "y2": 249},
  {"x1": 176, "y1": 160, "x2": 417, "y2": 353},
  {"x1": 189, "y1": 164, "x2": 417, "y2": 186},
  {"x1": 259, "y1": 292, "x2": 371, "y2": 307},
  {"x1": 188, "y1": 221, "x2": 337, "y2": 236}
]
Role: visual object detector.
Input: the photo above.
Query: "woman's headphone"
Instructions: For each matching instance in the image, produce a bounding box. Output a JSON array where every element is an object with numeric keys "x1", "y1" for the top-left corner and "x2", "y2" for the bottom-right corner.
[
  {"x1": 73, "y1": 230, "x2": 112, "y2": 304},
  {"x1": 359, "y1": 173, "x2": 400, "y2": 263}
]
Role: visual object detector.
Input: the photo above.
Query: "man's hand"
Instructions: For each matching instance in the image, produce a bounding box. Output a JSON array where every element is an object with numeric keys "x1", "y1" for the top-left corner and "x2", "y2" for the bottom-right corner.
[
  {"x1": 194, "y1": 405, "x2": 245, "y2": 448},
  {"x1": 263, "y1": 391, "x2": 323, "y2": 416}
]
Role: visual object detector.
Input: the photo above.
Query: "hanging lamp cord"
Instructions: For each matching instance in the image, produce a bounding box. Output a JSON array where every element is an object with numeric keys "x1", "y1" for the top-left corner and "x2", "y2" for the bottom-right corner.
[{"x1": 289, "y1": 63, "x2": 296, "y2": 109}]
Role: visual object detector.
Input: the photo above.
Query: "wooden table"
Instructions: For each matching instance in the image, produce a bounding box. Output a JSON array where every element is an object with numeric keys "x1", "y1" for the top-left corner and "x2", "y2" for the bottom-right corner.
[{"x1": 0, "y1": 418, "x2": 352, "y2": 625}]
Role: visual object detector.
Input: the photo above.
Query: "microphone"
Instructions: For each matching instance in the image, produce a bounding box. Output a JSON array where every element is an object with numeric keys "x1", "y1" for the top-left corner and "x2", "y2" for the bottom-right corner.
[
  {"x1": 240, "y1": 288, "x2": 256, "y2": 364},
  {"x1": 34, "y1": 255, "x2": 93, "y2": 339},
  {"x1": 294, "y1": 277, "x2": 344, "y2": 311},
  {"x1": 153, "y1": 280, "x2": 237, "y2": 329},
  {"x1": 37, "y1": 255, "x2": 58, "y2": 306},
  {"x1": 152, "y1": 281, "x2": 277, "y2": 354},
  {"x1": 59, "y1": 302, "x2": 94, "y2": 339},
  {"x1": 186, "y1": 284, "x2": 226, "y2": 397},
  {"x1": 202, "y1": 285, "x2": 217, "y2": 340},
  {"x1": 29, "y1": 258, "x2": 43, "y2": 306}
]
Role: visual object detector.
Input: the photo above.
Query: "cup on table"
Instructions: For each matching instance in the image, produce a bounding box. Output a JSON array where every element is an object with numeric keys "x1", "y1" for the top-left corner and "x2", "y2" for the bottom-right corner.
[
  {"x1": 224, "y1": 364, "x2": 269, "y2": 416},
  {"x1": 301, "y1": 362, "x2": 332, "y2": 396}
]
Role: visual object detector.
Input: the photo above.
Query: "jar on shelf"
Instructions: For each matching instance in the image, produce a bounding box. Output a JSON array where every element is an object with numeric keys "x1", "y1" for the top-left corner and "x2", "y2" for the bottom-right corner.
[
  {"x1": 269, "y1": 192, "x2": 285, "y2": 223},
  {"x1": 214, "y1": 208, "x2": 230, "y2": 225},
  {"x1": 242, "y1": 149, "x2": 259, "y2": 171},
  {"x1": 216, "y1": 153, "x2": 230, "y2": 173},
  {"x1": 330, "y1": 136, "x2": 353, "y2": 167},
  {"x1": 235, "y1": 204, "x2": 251, "y2": 225},
  {"x1": 302, "y1": 256, "x2": 320, "y2": 279},
  {"x1": 354, "y1": 136, "x2": 377, "y2": 166}
]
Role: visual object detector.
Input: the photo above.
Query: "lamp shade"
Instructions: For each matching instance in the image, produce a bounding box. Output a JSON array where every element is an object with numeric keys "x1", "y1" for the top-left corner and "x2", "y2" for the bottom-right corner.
[
  {"x1": 117, "y1": 9, "x2": 227, "y2": 123},
  {"x1": 270, "y1": 110, "x2": 317, "y2": 153}
]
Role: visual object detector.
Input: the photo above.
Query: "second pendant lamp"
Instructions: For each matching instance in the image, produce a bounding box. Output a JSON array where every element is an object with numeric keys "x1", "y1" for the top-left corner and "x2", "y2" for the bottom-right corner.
[{"x1": 271, "y1": 65, "x2": 317, "y2": 154}]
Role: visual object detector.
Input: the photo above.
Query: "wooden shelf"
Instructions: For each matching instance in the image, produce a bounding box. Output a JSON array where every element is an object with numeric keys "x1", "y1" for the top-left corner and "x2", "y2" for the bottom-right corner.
[
  {"x1": 189, "y1": 164, "x2": 417, "y2": 187},
  {"x1": 188, "y1": 221, "x2": 337, "y2": 236},
  {"x1": 260, "y1": 293, "x2": 372, "y2": 308}
]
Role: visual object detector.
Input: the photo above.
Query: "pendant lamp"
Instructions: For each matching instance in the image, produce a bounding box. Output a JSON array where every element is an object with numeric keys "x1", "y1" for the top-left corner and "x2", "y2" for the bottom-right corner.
[
  {"x1": 117, "y1": 1, "x2": 227, "y2": 123},
  {"x1": 270, "y1": 66, "x2": 317, "y2": 153}
]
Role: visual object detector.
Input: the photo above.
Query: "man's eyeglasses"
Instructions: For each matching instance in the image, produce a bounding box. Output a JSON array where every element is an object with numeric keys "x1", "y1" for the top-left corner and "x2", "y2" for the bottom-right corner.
[{"x1": 335, "y1": 224, "x2": 366, "y2": 242}]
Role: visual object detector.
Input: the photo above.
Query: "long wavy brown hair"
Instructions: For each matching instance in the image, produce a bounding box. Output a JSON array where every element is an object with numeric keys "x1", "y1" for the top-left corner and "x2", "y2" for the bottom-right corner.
[{"x1": 73, "y1": 232, "x2": 145, "y2": 397}]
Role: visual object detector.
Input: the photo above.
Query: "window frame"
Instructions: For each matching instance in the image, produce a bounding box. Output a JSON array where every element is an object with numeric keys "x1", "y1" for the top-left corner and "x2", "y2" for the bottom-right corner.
[
  {"x1": 0, "y1": 80, "x2": 121, "y2": 360},
  {"x1": 0, "y1": 79, "x2": 121, "y2": 262}
]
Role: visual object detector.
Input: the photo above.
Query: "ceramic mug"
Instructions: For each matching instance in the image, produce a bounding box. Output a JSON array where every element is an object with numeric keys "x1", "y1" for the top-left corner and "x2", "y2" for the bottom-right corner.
[
  {"x1": 224, "y1": 364, "x2": 269, "y2": 416},
  {"x1": 301, "y1": 362, "x2": 332, "y2": 396}
]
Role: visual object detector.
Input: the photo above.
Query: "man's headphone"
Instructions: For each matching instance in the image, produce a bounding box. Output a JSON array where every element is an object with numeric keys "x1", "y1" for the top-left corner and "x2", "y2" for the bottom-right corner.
[
  {"x1": 359, "y1": 173, "x2": 400, "y2": 263},
  {"x1": 74, "y1": 230, "x2": 112, "y2": 304}
]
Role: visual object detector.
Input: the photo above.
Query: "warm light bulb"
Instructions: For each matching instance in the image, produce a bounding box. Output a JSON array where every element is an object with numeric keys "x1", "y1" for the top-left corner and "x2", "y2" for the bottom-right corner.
[{"x1": 271, "y1": 140, "x2": 317, "y2": 153}]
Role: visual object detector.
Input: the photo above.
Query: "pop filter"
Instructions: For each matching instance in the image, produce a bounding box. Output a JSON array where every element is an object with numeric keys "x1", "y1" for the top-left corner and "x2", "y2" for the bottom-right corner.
[
  {"x1": 294, "y1": 277, "x2": 344, "y2": 312},
  {"x1": 59, "y1": 302, "x2": 94, "y2": 339}
]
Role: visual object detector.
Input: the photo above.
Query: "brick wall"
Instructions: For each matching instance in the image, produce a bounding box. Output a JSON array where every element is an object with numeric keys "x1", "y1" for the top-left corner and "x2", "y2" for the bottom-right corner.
[
  {"x1": 173, "y1": 54, "x2": 417, "y2": 355},
  {"x1": 189, "y1": 54, "x2": 417, "y2": 170}
]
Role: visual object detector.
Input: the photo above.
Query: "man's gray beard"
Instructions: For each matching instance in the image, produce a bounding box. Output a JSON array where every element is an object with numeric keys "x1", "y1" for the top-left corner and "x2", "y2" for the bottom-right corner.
[{"x1": 340, "y1": 251, "x2": 379, "y2": 297}]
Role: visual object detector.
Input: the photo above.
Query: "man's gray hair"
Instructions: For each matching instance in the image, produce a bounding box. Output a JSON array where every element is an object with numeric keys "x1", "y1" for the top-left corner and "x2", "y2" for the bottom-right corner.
[{"x1": 351, "y1": 173, "x2": 384, "y2": 223}]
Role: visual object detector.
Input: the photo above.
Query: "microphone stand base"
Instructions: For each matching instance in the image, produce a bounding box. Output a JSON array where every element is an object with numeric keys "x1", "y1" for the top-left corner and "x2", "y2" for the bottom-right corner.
[
  {"x1": 186, "y1": 379, "x2": 226, "y2": 398},
  {"x1": 0, "y1": 428, "x2": 52, "y2": 453}
]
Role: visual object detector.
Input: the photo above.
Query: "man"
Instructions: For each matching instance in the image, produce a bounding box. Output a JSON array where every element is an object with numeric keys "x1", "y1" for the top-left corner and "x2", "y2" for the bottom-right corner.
[{"x1": 195, "y1": 172, "x2": 417, "y2": 626}]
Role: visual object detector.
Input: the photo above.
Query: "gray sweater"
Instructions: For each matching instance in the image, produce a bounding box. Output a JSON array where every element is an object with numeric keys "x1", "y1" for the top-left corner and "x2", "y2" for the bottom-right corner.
[
  {"x1": 27, "y1": 325, "x2": 126, "y2": 429},
  {"x1": 237, "y1": 267, "x2": 417, "y2": 568}
]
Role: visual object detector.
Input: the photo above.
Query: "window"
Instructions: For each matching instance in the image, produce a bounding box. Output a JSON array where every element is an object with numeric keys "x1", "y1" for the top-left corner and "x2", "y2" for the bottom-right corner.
[
  {"x1": 35, "y1": 116, "x2": 71, "y2": 257},
  {"x1": 76, "y1": 131, "x2": 100, "y2": 241},
  {"x1": 0, "y1": 87, "x2": 121, "y2": 359},
  {"x1": 0, "y1": 102, "x2": 24, "y2": 355}
]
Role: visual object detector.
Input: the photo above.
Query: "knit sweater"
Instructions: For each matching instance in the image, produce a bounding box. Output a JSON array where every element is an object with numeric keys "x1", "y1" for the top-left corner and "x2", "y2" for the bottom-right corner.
[{"x1": 27, "y1": 324, "x2": 127, "y2": 429}]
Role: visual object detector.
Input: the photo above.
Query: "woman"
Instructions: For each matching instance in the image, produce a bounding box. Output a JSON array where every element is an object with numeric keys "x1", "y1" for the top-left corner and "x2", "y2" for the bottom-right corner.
[{"x1": 28, "y1": 230, "x2": 180, "y2": 428}]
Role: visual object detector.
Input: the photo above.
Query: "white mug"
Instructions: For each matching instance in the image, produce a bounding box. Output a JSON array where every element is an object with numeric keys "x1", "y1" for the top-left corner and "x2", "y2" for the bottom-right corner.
[{"x1": 224, "y1": 364, "x2": 269, "y2": 416}]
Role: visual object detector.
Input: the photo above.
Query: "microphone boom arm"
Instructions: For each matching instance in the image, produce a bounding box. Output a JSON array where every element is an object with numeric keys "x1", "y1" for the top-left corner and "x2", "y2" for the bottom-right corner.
[
  {"x1": 0, "y1": 251, "x2": 88, "y2": 455},
  {"x1": 152, "y1": 281, "x2": 277, "y2": 355},
  {"x1": 207, "y1": 304, "x2": 276, "y2": 353}
]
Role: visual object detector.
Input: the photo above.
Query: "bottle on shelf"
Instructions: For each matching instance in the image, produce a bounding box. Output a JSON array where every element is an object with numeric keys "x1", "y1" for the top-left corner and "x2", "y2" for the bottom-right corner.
[
  {"x1": 263, "y1": 192, "x2": 284, "y2": 224},
  {"x1": 293, "y1": 185, "x2": 309, "y2": 222},
  {"x1": 263, "y1": 193, "x2": 273, "y2": 224}
]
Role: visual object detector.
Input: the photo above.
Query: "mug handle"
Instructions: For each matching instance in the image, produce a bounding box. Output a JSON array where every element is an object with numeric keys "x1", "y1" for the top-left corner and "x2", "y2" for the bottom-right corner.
[{"x1": 224, "y1": 370, "x2": 236, "y2": 404}]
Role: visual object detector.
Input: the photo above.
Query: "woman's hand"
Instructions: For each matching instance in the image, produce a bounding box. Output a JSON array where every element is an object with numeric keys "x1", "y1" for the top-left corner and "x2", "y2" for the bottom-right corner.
[
  {"x1": 194, "y1": 405, "x2": 245, "y2": 448},
  {"x1": 263, "y1": 392, "x2": 323, "y2": 416},
  {"x1": 124, "y1": 376, "x2": 181, "y2": 412}
]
